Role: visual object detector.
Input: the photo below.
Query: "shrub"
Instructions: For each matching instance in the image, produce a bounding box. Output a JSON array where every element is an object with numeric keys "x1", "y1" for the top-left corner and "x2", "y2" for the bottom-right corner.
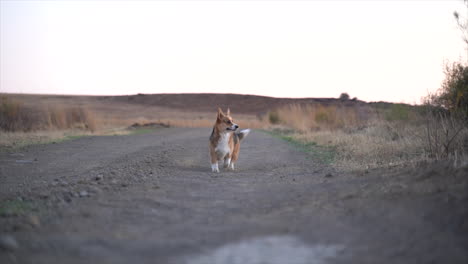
[
  {"x1": 314, "y1": 109, "x2": 330, "y2": 123},
  {"x1": 314, "y1": 105, "x2": 338, "y2": 126},
  {"x1": 428, "y1": 62, "x2": 468, "y2": 117},
  {"x1": 268, "y1": 111, "x2": 280, "y2": 124},
  {"x1": 339, "y1": 93, "x2": 350, "y2": 101},
  {"x1": 421, "y1": 61, "x2": 468, "y2": 161}
]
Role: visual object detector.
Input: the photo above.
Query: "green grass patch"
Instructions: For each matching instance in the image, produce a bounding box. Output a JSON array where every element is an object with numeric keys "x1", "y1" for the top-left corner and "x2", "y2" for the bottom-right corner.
[
  {"x1": 128, "y1": 128, "x2": 156, "y2": 135},
  {"x1": 0, "y1": 200, "x2": 34, "y2": 217},
  {"x1": 48, "y1": 134, "x2": 89, "y2": 145},
  {"x1": 64, "y1": 134, "x2": 87, "y2": 140},
  {"x1": 263, "y1": 130, "x2": 336, "y2": 164}
]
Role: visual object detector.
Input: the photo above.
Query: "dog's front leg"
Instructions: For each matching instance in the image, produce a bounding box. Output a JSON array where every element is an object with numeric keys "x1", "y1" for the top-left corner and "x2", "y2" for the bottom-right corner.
[
  {"x1": 211, "y1": 162, "x2": 219, "y2": 173},
  {"x1": 210, "y1": 150, "x2": 219, "y2": 173}
]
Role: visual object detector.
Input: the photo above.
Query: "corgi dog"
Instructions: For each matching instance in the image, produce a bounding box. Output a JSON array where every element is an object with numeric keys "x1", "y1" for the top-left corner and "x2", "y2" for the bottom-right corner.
[{"x1": 209, "y1": 108, "x2": 250, "y2": 173}]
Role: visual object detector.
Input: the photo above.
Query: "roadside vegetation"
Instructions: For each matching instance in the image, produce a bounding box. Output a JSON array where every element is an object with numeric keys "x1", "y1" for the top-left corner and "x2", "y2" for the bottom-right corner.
[
  {"x1": 0, "y1": 96, "x2": 96, "y2": 132},
  {"x1": 267, "y1": 64, "x2": 468, "y2": 171},
  {"x1": 0, "y1": 96, "x2": 98, "y2": 149}
]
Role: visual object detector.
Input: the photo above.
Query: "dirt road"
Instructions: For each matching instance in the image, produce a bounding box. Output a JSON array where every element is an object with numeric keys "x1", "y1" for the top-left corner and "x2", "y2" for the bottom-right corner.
[{"x1": 1, "y1": 128, "x2": 467, "y2": 264}]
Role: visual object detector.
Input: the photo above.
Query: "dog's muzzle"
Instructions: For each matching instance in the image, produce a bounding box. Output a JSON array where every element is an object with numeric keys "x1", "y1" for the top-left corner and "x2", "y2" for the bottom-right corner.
[{"x1": 227, "y1": 124, "x2": 239, "y2": 131}]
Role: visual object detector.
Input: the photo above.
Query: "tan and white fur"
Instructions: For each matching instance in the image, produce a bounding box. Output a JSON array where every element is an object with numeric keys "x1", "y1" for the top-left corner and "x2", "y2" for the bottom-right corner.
[{"x1": 209, "y1": 108, "x2": 250, "y2": 173}]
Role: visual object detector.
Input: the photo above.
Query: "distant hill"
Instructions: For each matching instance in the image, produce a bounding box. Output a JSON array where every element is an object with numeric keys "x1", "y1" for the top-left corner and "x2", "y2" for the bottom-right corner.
[
  {"x1": 4, "y1": 93, "x2": 396, "y2": 117},
  {"x1": 97, "y1": 93, "x2": 368, "y2": 114}
]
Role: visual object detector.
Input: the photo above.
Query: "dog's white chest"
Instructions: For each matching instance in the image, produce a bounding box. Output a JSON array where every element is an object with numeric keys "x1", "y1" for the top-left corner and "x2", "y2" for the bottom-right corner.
[{"x1": 215, "y1": 133, "x2": 231, "y2": 157}]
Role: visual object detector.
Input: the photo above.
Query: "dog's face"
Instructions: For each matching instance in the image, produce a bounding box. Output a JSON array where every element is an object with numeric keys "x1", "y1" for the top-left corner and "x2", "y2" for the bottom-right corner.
[{"x1": 216, "y1": 108, "x2": 239, "y2": 131}]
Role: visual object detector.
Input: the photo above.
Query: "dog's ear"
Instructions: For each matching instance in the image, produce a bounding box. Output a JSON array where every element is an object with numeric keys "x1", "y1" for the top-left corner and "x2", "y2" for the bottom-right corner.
[
  {"x1": 217, "y1": 107, "x2": 224, "y2": 120},
  {"x1": 226, "y1": 108, "x2": 230, "y2": 116}
]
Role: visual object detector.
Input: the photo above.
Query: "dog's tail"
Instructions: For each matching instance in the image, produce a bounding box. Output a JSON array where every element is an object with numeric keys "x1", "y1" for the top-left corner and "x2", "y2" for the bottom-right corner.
[{"x1": 236, "y1": 129, "x2": 251, "y2": 141}]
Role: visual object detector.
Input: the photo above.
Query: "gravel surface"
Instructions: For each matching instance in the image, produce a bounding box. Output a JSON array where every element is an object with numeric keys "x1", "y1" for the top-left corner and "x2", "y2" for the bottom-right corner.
[{"x1": 0, "y1": 128, "x2": 467, "y2": 264}]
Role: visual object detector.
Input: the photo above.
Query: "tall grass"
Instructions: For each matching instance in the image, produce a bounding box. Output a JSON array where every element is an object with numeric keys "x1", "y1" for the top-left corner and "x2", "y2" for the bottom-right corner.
[
  {"x1": 46, "y1": 106, "x2": 96, "y2": 131},
  {"x1": 269, "y1": 103, "x2": 468, "y2": 170},
  {"x1": 0, "y1": 97, "x2": 97, "y2": 132},
  {"x1": 270, "y1": 104, "x2": 363, "y2": 132}
]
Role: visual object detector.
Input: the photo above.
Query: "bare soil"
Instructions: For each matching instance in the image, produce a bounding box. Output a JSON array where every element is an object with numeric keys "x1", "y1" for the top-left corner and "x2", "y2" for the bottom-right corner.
[{"x1": 0, "y1": 128, "x2": 467, "y2": 264}]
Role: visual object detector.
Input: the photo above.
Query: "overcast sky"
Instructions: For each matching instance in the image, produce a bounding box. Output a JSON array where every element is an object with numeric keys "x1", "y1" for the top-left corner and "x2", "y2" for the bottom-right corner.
[{"x1": 0, "y1": 0, "x2": 466, "y2": 103}]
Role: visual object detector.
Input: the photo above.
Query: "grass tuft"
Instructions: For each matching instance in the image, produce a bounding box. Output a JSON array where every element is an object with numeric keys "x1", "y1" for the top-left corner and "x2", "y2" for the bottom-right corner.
[{"x1": 0, "y1": 200, "x2": 34, "y2": 217}]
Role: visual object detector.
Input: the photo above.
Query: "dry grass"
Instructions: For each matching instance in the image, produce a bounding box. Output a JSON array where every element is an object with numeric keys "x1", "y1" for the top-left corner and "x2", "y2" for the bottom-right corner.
[
  {"x1": 46, "y1": 106, "x2": 97, "y2": 131},
  {"x1": 270, "y1": 104, "x2": 364, "y2": 132},
  {"x1": 269, "y1": 103, "x2": 468, "y2": 171},
  {"x1": 423, "y1": 111, "x2": 468, "y2": 159},
  {"x1": 0, "y1": 96, "x2": 136, "y2": 148},
  {"x1": 0, "y1": 97, "x2": 97, "y2": 132},
  {"x1": 291, "y1": 121, "x2": 428, "y2": 171}
]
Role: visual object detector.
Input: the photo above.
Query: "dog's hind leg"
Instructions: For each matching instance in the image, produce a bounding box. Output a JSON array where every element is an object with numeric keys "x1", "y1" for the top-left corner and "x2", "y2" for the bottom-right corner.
[
  {"x1": 227, "y1": 154, "x2": 235, "y2": 170},
  {"x1": 223, "y1": 155, "x2": 231, "y2": 169},
  {"x1": 229, "y1": 143, "x2": 240, "y2": 171}
]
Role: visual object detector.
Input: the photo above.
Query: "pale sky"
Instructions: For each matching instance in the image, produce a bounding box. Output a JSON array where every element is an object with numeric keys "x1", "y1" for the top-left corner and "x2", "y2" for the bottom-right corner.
[{"x1": 0, "y1": 0, "x2": 466, "y2": 103}]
